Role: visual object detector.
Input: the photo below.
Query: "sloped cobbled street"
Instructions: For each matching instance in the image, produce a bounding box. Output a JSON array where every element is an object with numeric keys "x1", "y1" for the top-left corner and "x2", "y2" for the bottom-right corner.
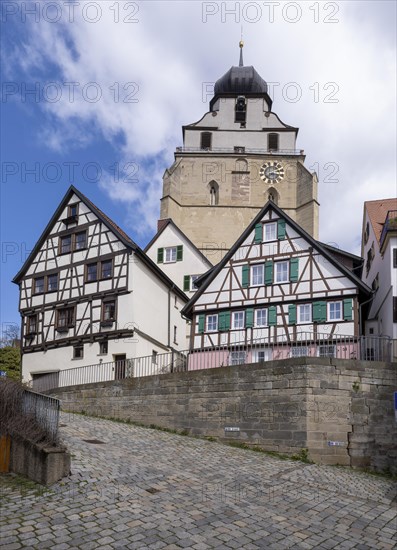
[{"x1": 1, "y1": 413, "x2": 396, "y2": 549}]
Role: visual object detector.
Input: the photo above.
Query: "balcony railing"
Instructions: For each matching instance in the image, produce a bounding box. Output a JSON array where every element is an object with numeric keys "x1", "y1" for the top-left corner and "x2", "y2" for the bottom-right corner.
[
  {"x1": 30, "y1": 333, "x2": 394, "y2": 393},
  {"x1": 380, "y1": 210, "x2": 397, "y2": 248},
  {"x1": 175, "y1": 147, "x2": 304, "y2": 156}
]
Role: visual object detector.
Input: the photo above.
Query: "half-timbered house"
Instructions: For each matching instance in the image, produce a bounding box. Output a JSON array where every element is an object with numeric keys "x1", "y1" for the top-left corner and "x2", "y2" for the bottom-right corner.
[
  {"x1": 13, "y1": 186, "x2": 188, "y2": 385},
  {"x1": 182, "y1": 202, "x2": 372, "y2": 368}
]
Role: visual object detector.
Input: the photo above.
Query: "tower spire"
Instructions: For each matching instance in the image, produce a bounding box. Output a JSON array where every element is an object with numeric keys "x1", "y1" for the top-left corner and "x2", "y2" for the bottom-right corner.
[{"x1": 239, "y1": 30, "x2": 244, "y2": 67}]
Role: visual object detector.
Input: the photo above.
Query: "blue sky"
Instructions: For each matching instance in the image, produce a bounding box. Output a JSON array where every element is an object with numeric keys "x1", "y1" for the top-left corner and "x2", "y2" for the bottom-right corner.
[{"x1": 1, "y1": 1, "x2": 396, "y2": 333}]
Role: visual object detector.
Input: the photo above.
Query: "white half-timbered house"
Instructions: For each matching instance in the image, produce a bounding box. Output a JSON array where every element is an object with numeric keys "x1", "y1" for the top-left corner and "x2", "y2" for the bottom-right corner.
[
  {"x1": 13, "y1": 186, "x2": 188, "y2": 385},
  {"x1": 182, "y1": 202, "x2": 371, "y2": 368}
]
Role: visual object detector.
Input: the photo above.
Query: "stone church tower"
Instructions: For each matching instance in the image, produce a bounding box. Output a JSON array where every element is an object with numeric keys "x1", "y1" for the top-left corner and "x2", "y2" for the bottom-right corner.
[{"x1": 160, "y1": 42, "x2": 319, "y2": 263}]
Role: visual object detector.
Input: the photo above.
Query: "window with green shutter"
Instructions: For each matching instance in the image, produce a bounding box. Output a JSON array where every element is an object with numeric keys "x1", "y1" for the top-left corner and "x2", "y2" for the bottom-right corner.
[
  {"x1": 183, "y1": 275, "x2": 190, "y2": 292},
  {"x1": 343, "y1": 298, "x2": 353, "y2": 320},
  {"x1": 313, "y1": 301, "x2": 327, "y2": 323},
  {"x1": 254, "y1": 223, "x2": 263, "y2": 243},
  {"x1": 198, "y1": 314, "x2": 205, "y2": 333},
  {"x1": 242, "y1": 265, "x2": 249, "y2": 288},
  {"x1": 157, "y1": 248, "x2": 164, "y2": 263},
  {"x1": 245, "y1": 308, "x2": 254, "y2": 328},
  {"x1": 218, "y1": 311, "x2": 231, "y2": 331},
  {"x1": 265, "y1": 261, "x2": 273, "y2": 285},
  {"x1": 277, "y1": 219, "x2": 286, "y2": 240},
  {"x1": 268, "y1": 306, "x2": 277, "y2": 326},
  {"x1": 176, "y1": 245, "x2": 183, "y2": 261},
  {"x1": 290, "y1": 258, "x2": 299, "y2": 282},
  {"x1": 288, "y1": 304, "x2": 297, "y2": 325}
]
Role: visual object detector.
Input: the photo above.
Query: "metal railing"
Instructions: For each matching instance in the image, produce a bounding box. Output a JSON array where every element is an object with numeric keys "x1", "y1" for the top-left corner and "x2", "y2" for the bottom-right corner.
[
  {"x1": 21, "y1": 390, "x2": 60, "y2": 442},
  {"x1": 380, "y1": 210, "x2": 397, "y2": 248},
  {"x1": 30, "y1": 334, "x2": 394, "y2": 392},
  {"x1": 175, "y1": 146, "x2": 304, "y2": 156}
]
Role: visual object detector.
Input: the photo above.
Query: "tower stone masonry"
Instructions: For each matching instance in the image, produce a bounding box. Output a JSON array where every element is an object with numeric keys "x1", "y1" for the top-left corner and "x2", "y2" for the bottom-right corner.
[{"x1": 160, "y1": 43, "x2": 319, "y2": 264}]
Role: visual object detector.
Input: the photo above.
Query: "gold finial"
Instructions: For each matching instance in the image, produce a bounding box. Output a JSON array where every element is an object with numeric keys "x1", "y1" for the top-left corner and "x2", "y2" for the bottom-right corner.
[{"x1": 239, "y1": 40, "x2": 244, "y2": 48}]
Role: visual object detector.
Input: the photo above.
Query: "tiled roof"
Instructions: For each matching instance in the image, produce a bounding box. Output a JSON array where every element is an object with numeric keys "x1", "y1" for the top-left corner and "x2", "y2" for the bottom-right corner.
[{"x1": 365, "y1": 198, "x2": 397, "y2": 244}]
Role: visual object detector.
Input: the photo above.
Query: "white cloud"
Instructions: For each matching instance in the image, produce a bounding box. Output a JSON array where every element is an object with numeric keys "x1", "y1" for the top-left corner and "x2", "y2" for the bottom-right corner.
[{"x1": 5, "y1": 0, "x2": 396, "y2": 248}]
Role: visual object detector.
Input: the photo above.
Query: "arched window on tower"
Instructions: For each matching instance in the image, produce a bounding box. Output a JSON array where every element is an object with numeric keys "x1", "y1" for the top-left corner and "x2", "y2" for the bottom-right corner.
[
  {"x1": 268, "y1": 188, "x2": 279, "y2": 205},
  {"x1": 268, "y1": 133, "x2": 279, "y2": 152},
  {"x1": 200, "y1": 132, "x2": 212, "y2": 150},
  {"x1": 208, "y1": 181, "x2": 219, "y2": 206},
  {"x1": 235, "y1": 158, "x2": 248, "y2": 172}
]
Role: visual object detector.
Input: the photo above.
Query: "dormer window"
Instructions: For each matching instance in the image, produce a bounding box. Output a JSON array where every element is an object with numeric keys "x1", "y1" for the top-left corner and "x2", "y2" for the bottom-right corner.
[
  {"x1": 268, "y1": 133, "x2": 279, "y2": 152},
  {"x1": 200, "y1": 132, "x2": 212, "y2": 150}
]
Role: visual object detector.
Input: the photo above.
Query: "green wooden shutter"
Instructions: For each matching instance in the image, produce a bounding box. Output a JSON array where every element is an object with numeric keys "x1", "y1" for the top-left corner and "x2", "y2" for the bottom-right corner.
[
  {"x1": 218, "y1": 311, "x2": 230, "y2": 332},
  {"x1": 343, "y1": 298, "x2": 353, "y2": 320},
  {"x1": 254, "y1": 223, "x2": 263, "y2": 243},
  {"x1": 245, "y1": 308, "x2": 254, "y2": 328},
  {"x1": 157, "y1": 248, "x2": 164, "y2": 263},
  {"x1": 183, "y1": 275, "x2": 190, "y2": 292},
  {"x1": 277, "y1": 219, "x2": 286, "y2": 240},
  {"x1": 288, "y1": 304, "x2": 297, "y2": 325},
  {"x1": 290, "y1": 258, "x2": 299, "y2": 282},
  {"x1": 265, "y1": 261, "x2": 273, "y2": 285},
  {"x1": 268, "y1": 306, "x2": 277, "y2": 326},
  {"x1": 198, "y1": 314, "x2": 205, "y2": 333},
  {"x1": 313, "y1": 301, "x2": 327, "y2": 323},
  {"x1": 242, "y1": 265, "x2": 249, "y2": 288},
  {"x1": 176, "y1": 245, "x2": 183, "y2": 261}
]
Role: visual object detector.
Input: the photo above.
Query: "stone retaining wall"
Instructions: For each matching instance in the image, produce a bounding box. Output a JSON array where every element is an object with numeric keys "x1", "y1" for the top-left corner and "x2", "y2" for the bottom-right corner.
[{"x1": 48, "y1": 357, "x2": 397, "y2": 473}]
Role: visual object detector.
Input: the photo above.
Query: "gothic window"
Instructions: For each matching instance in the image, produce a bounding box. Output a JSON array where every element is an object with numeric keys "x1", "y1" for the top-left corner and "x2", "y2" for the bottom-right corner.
[
  {"x1": 235, "y1": 96, "x2": 246, "y2": 123},
  {"x1": 235, "y1": 159, "x2": 248, "y2": 172},
  {"x1": 200, "y1": 132, "x2": 212, "y2": 150},
  {"x1": 268, "y1": 188, "x2": 279, "y2": 205},
  {"x1": 208, "y1": 181, "x2": 219, "y2": 206},
  {"x1": 268, "y1": 133, "x2": 279, "y2": 151}
]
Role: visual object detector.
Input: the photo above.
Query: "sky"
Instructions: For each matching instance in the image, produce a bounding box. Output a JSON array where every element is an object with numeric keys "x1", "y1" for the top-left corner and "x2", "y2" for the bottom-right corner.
[{"x1": 1, "y1": 0, "x2": 396, "y2": 332}]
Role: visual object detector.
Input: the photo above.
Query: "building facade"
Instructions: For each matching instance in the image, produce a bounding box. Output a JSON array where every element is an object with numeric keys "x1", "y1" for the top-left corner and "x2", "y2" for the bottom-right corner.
[
  {"x1": 13, "y1": 186, "x2": 188, "y2": 385},
  {"x1": 160, "y1": 42, "x2": 319, "y2": 263}
]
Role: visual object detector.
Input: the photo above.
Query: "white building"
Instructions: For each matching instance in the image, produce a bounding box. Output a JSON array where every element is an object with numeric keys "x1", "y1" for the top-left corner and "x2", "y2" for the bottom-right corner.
[
  {"x1": 361, "y1": 199, "x2": 397, "y2": 359},
  {"x1": 13, "y1": 186, "x2": 188, "y2": 386}
]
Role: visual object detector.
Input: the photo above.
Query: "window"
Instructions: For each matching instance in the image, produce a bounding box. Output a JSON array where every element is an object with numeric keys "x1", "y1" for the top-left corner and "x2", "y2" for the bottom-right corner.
[
  {"x1": 393, "y1": 297, "x2": 397, "y2": 323},
  {"x1": 27, "y1": 315, "x2": 38, "y2": 334},
  {"x1": 200, "y1": 132, "x2": 212, "y2": 150},
  {"x1": 268, "y1": 133, "x2": 279, "y2": 151},
  {"x1": 229, "y1": 351, "x2": 246, "y2": 366},
  {"x1": 152, "y1": 350, "x2": 158, "y2": 364},
  {"x1": 73, "y1": 345, "x2": 84, "y2": 359},
  {"x1": 363, "y1": 222, "x2": 369, "y2": 244},
  {"x1": 235, "y1": 96, "x2": 246, "y2": 123},
  {"x1": 190, "y1": 275, "x2": 199, "y2": 291},
  {"x1": 251, "y1": 264, "x2": 264, "y2": 286},
  {"x1": 328, "y1": 301, "x2": 342, "y2": 321},
  {"x1": 68, "y1": 204, "x2": 78, "y2": 218},
  {"x1": 87, "y1": 263, "x2": 98, "y2": 282},
  {"x1": 60, "y1": 235, "x2": 72, "y2": 254},
  {"x1": 254, "y1": 350, "x2": 270, "y2": 362},
  {"x1": 210, "y1": 185, "x2": 217, "y2": 206},
  {"x1": 263, "y1": 222, "x2": 277, "y2": 242},
  {"x1": 275, "y1": 261, "x2": 289, "y2": 283},
  {"x1": 255, "y1": 309, "x2": 268, "y2": 327},
  {"x1": 99, "y1": 341, "x2": 108, "y2": 355},
  {"x1": 232, "y1": 311, "x2": 245, "y2": 329},
  {"x1": 57, "y1": 307, "x2": 75, "y2": 329},
  {"x1": 101, "y1": 260, "x2": 112, "y2": 279},
  {"x1": 34, "y1": 277, "x2": 44, "y2": 294},
  {"x1": 291, "y1": 347, "x2": 309, "y2": 358},
  {"x1": 47, "y1": 274, "x2": 58, "y2": 292},
  {"x1": 372, "y1": 274, "x2": 379, "y2": 292},
  {"x1": 173, "y1": 325, "x2": 177, "y2": 344},
  {"x1": 102, "y1": 300, "x2": 116, "y2": 322},
  {"x1": 393, "y1": 249, "x2": 397, "y2": 268},
  {"x1": 318, "y1": 345, "x2": 336, "y2": 358},
  {"x1": 268, "y1": 188, "x2": 279, "y2": 205},
  {"x1": 298, "y1": 304, "x2": 312, "y2": 324},
  {"x1": 75, "y1": 231, "x2": 87, "y2": 251},
  {"x1": 365, "y1": 243, "x2": 374, "y2": 274},
  {"x1": 206, "y1": 315, "x2": 218, "y2": 332},
  {"x1": 165, "y1": 247, "x2": 177, "y2": 263}
]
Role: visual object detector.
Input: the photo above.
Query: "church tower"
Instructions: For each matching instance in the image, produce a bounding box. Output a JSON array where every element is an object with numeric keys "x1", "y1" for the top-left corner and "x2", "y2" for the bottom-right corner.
[{"x1": 160, "y1": 42, "x2": 319, "y2": 263}]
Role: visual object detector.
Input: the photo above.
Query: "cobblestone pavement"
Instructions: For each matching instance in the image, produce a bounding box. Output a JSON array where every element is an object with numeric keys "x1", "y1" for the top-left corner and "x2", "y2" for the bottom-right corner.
[{"x1": 1, "y1": 413, "x2": 396, "y2": 549}]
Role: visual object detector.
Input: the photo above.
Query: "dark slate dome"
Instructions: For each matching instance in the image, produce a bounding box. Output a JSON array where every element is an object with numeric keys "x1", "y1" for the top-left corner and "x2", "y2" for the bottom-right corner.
[{"x1": 214, "y1": 65, "x2": 269, "y2": 96}]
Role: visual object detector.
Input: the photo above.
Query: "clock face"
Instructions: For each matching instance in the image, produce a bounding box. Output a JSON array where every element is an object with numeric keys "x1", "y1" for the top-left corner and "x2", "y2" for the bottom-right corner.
[{"x1": 260, "y1": 161, "x2": 284, "y2": 184}]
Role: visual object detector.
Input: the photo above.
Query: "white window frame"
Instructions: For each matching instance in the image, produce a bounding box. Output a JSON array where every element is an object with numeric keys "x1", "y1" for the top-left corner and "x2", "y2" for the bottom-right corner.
[
  {"x1": 251, "y1": 264, "x2": 264, "y2": 286},
  {"x1": 232, "y1": 311, "x2": 245, "y2": 330},
  {"x1": 164, "y1": 247, "x2": 177, "y2": 263},
  {"x1": 263, "y1": 222, "x2": 277, "y2": 242},
  {"x1": 298, "y1": 304, "x2": 312, "y2": 324},
  {"x1": 206, "y1": 314, "x2": 218, "y2": 332},
  {"x1": 229, "y1": 351, "x2": 246, "y2": 366},
  {"x1": 291, "y1": 346, "x2": 309, "y2": 358},
  {"x1": 318, "y1": 345, "x2": 336, "y2": 358},
  {"x1": 255, "y1": 309, "x2": 268, "y2": 327},
  {"x1": 253, "y1": 349, "x2": 271, "y2": 363},
  {"x1": 190, "y1": 275, "x2": 199, "y2": 291},
  {"x1": 328, "y1": 301, "x2": 342, "y2": 321},
  {"x1": 275, "y1": 261, "x2": 289, "y2": 283}
]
